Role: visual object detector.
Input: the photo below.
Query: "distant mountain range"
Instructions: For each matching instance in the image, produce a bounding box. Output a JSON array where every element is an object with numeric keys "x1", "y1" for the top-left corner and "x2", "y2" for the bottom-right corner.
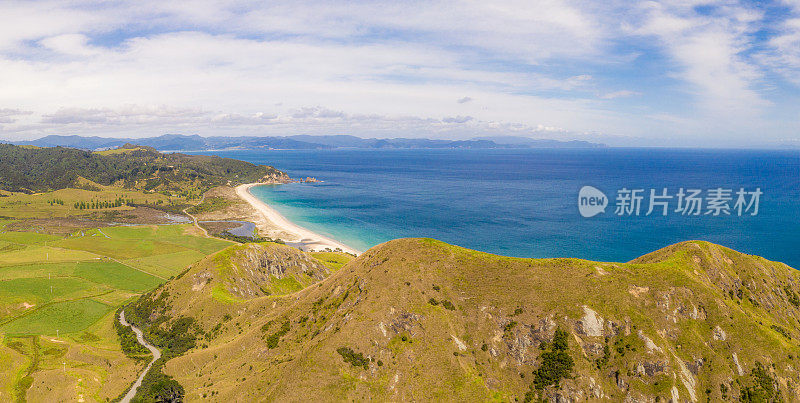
[{"x1": 9, "y1": 134, "x2": 606, "y2": 151}]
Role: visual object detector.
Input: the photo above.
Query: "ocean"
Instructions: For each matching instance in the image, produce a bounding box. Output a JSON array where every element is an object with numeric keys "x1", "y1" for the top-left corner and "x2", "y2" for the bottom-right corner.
[{"x1": 192, "y1": 148, "x2": 800, "y2": 268}]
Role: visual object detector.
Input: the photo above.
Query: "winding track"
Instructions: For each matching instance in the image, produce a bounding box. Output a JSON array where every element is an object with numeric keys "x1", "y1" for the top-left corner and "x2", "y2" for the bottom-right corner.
[{"x1": 118, "y1": 310, "x2": 161, "y2": 403}]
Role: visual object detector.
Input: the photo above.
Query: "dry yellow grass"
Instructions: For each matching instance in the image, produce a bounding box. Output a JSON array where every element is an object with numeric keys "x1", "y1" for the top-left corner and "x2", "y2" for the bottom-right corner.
[{"x1": 120, "y1": 238, "x2": 800, "y2": 401}]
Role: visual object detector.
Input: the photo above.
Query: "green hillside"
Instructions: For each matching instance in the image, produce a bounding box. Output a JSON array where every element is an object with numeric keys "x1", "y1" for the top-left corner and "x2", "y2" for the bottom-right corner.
[
  {"x1": 122, "y1": 238, "x2": 800, "y2": 401},
  {"x1": 0, "y1": 143, "x2": 289, "y2": 193}
]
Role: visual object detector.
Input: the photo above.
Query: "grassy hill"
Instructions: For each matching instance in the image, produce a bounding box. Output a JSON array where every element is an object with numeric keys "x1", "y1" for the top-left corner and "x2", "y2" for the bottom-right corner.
[
  {"x1": 0, "y1": 143, "x2": 289, "y2": 194},
  {"x1": 123, "y1": 238, "x2": 800, "y2": 402}
]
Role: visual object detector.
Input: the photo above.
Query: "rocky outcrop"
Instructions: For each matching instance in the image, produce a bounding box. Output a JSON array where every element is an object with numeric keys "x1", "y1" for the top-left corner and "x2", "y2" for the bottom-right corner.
[{"x1": 198, "y1": 243, "x2": 330, "y2": 298}]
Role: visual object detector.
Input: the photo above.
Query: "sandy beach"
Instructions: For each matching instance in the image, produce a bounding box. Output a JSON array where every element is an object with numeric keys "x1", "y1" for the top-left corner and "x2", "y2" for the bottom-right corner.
[{"x1": 235, "y1": 183, "x2": 361, "y2": 255}]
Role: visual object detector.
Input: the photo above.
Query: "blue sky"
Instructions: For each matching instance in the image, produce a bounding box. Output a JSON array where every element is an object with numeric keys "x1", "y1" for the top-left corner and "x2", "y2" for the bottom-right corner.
[{"x1": 0, "y1": 0, "x2": 798, "y2": 147}]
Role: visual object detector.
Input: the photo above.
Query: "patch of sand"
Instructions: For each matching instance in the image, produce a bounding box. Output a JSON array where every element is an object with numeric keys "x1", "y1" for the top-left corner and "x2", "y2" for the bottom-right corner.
[{"x1": 236, "y1": 184, "x2": 361, "y2": 255}]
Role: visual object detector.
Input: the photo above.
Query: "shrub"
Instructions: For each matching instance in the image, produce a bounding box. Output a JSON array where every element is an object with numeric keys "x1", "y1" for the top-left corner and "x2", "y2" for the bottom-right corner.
[
  {"x1": 504, "y1": 321, "x2": 518, "y2": 333},
  {"x1": 595, "y1": 344, "x2": 611, "y2": 369},
  {"x1": 113, "y1": 309, "x2": 150, "y2": 359},
  {"x1": 785, "y1": 286, "x2": 800, "y2": 307},
  {"x1": 336, "y1": 347, "x2": 369, "y2": 370},
  {"x1": 130, "y1": 359, "x2": 184, "y2": 403},
  {"x1": 740, "y1": 362, "x2": 781, "y2": 402},
  {"x1": 265, "y1": 320, "x2": 291, "y2": 349},
  {"x1": 532, "y1": 328, "x2": 574, "y2": 391},
  {"x1": 770, "y1": 324, "x2": 792, "y2": 340}
]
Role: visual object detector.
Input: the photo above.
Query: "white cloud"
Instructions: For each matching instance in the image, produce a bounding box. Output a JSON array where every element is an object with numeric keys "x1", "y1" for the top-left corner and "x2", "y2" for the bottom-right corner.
[
  {"x1": 601, "y1": 90, "x2": 639, "y2": 99},
  {"x1": 633, "y1": 1, "x2": 769, "y2": 116},
  {"x1": 759, "y1": 15, "x2": 800, "y2": 85},
  {"x1": 0, "y1": 1, "x2": 797, "y2": 146},
  {"x1": 39, "y1": 34, "x2": 99, "y2": 57},
  {"x1": 41, "y1": 105, "x2": 207, "y2": 125},
  {"x1": 0, "y1": 108, "x2": 33, "y2": 124},
  {"x1": 442, "y1": 116, "x2": 474, "y2": 124}
]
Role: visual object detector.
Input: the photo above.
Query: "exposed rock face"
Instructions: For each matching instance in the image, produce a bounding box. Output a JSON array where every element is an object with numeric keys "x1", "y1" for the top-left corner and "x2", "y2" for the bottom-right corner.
[
  {"x1": 260, "y1": 170, "x2": 291, "y2": 184},
  {"x1": 216, "y1": 243, "x2": 330, "y2": 298},
  {"x1": 636, "y1": 361, "x2": 667, "y2": 376},
  {"x1": 578, "y1": 306, "x2": 604, "y2": 337},
  {"x1": 387, "y1": 311, "x2": 423, "y2": 335},
  {"x1": 638, "y1": 330, "x2": 663, "y2": 354},
  {"x1": 712, "y1": 325, "x2": 727, "y2": 341}
]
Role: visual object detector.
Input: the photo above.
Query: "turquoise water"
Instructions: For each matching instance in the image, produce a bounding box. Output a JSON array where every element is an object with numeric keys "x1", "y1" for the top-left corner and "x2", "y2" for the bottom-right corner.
[{"x1": 195, "y1": 148, "x2": 800, "y2": 268}]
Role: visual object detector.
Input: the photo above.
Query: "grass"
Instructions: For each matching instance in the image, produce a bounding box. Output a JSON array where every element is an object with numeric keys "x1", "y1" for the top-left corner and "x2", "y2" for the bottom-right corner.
[
  {"x1": 124, "y1": 250, "x2": 207, "y2": 278},
  {"x1": 0, "y1": 245, "x2": 99, "y2": 267},
  {"x1": 0, "y1": 311, "x2": 144, "y2": 402},
  {"x1": 51, "y1": 225, "x2": 229, "y2": 276},
  {"x1": 0, "y1": 218, "x2": 228, "y2": 339},
  {"x1": 0, "y1": 187, "x2": 177, "y2": 219},
  {"x1": 311, "y1": 252, "x2": 354, "y2": 271},
  {"x1": 266, "y1": 275, "x2": 304, "y2": 295},
  {"x1": 0, "y1": 277, "x2": 100, "y2": 306},
  {"x1": 53, "y1": 237, "x2": 186, "y2": 260},
  {"x1": 186, "y1": 197, "x2": 238, "y2": 214},
  {"x1": 0, "y1": 261, "x2": 161, "y2": 293},
  {"x1": 211, "y1": 283, "x2": 242, "y2": 304},
  {"x1": 0, "y1": 299, "x2": 113, "y2": 335},
  {"x1": 0, "y1": 231, "x2": 61, "y2": 245},
  {"x1": 71, "y1": 260, "x2": 162, "y2": 291},
  {"x1": 0, "y1": 187, "x2": 236, "y2": 399}
]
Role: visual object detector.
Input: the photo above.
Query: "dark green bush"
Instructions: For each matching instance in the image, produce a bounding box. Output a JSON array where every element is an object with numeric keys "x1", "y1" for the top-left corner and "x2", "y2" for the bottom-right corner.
[
  {"x1": 336, "y1": 347, "x2": 369, "y2": 370},
  {"x1": 740, "y1": 362, "x2": 781, "y2": 402},
  {"x1": 265, "y1": 320, "x2": 291, "y2": 349},
  {"x1": 532, "y1": 328, "x2": 574, "y2": 391}
]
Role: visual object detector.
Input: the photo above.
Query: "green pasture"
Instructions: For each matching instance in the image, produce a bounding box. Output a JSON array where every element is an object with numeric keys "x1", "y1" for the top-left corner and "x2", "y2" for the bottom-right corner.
[
  {"x1": 53, "y1": 225, "x2": 229, "y2": 264},
  {"x1": 0, "y1": 223, "x2": 228, "y2": 336},
  {"x1": 0, "y1": 277, "x2": 100, "y2": 306},
  {"x1": 0, "y1": 299, "x2": 113, "y2": 335},
  {"x1": 0, "y1": 245, "x2": 99, "y2": 267},
  {"x1": 0, "y1": 187, "x2": 176, "y2": 219},
  {"x1": 0, "y1": 261, "x2": 161, "y2": 292},
  {"x1": 124, "y1": 250, "x2": 207, "y2": 279},
  {"x1": 0, "y1": 231, "x2": 61, "y2": 245}
]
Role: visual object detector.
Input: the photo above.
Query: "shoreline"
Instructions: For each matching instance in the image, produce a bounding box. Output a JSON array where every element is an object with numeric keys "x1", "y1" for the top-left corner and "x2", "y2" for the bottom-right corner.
[{"x1": 235, "y1": 183, "x2": 362, "y2": 255}]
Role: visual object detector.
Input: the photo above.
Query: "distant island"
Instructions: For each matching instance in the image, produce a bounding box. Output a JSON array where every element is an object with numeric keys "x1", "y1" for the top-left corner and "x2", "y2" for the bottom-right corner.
[{"x1": 7, "y1": 134, "x2": 606, "y2": 151}]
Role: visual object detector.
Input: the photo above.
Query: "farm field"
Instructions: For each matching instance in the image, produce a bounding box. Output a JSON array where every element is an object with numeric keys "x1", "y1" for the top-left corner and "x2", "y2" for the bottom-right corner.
[
  {"x1": 0, "y1": 220, "x2": 232, "y2": 400},
  {"x1": 0, "y1": 186, "x2": 181, "y2": 220}
]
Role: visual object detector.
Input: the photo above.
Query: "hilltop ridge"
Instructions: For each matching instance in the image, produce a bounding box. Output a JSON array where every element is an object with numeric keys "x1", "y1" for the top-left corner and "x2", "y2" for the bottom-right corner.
[{"x1": 123, "y1": 238, "x2": 800, "y2": 401}]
